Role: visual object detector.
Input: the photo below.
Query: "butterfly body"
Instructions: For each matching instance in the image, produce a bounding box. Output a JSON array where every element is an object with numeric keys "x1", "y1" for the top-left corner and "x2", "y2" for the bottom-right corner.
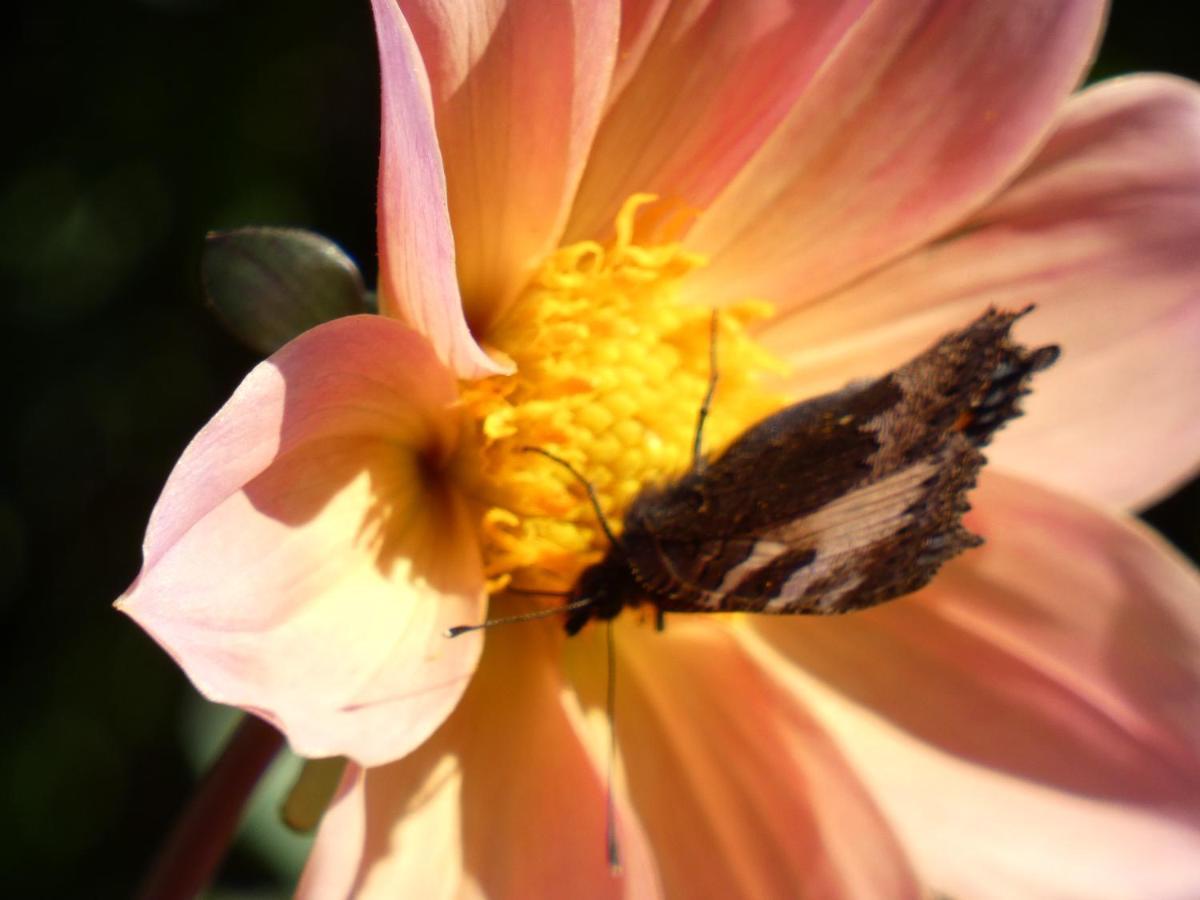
[{"x1": 564, "y1": 308, "x2": 1058, "y2": 635}]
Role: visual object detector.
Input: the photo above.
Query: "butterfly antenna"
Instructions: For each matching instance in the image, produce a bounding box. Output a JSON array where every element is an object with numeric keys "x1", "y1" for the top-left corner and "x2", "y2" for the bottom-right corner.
[
  {"x1": 605, "y1": 618, "x2": 622, "y2": 874},
  {"x1": 692, "y1": 309, "x2": 720, "y2": 470},
  {"x1": 520, "y1": 447, "x2": 624, "y2": 550},
  {"x1": 444, "y1": 597, "x2": 594, "y2": 638},
  {"x1": 504, "y1": 585, "x2": 571, "y2": 597}
]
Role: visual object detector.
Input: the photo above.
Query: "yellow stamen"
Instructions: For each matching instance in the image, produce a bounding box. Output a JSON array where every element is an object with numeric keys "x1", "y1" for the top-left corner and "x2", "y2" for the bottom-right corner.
[{"x1": 458, "y1": 195, "x2": 782, "y2": 592}]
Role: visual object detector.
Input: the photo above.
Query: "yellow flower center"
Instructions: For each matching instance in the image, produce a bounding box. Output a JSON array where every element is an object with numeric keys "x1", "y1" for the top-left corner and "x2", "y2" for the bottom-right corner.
[{"x1": 459, "y1": 195, "x2": 781, "y2": 595}]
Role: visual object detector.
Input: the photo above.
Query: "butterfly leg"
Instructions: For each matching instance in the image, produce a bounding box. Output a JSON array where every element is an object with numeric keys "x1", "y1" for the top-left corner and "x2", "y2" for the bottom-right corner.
[
  {"x1": 691, "y1": 309, "x2": 720, "y2": 471},
  {"x1": 655, "y1": 608, "x2": 666, "y2": 632}
]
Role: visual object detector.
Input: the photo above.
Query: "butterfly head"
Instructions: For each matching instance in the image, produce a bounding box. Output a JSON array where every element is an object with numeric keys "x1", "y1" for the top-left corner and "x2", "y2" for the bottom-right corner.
[{"x1": 565, "y1": 553, "x2": 640, "y2": 636}]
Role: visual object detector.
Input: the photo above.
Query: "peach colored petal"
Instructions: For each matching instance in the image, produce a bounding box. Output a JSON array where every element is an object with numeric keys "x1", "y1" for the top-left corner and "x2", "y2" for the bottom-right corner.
[
  {"x1": 759, "y1": 75, "x2": 1200, "y2": 510},
  {"x1": 399, "y1": 0, "x2": 619, "y2": 329},
  {"x1": 119, "y1": 316, "x2": 485, "y2": 766},
  {"x1": 564, "y1": 615, "x2": 918, "y2": 899},
  {"x1": 564, "y1": 0, "x2": 872, "y2": 245},
  {"x1": 747, "y1": 472, "x2": 1200, "y2": 899},
  {"x1": 685, "y1": 0, "x2": 1107, "y2": 309},
  {"x1": 298, "y1": 618, "x2": 661, "y2": 899},
  {"x1": 371, "y1": 0, "x2": 503, "y2": 379}
]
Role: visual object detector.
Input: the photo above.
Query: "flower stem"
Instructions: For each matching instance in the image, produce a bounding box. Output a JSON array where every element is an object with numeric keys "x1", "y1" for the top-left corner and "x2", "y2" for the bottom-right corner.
[{"x1": 137, "y1": 714, "x2": 284, "y2": 900}]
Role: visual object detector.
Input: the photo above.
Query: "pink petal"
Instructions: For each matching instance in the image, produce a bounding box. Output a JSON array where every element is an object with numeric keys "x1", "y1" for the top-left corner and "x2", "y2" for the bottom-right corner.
[
  {"x1": 685, "y1": 0, "x2": 1106, "y2": 308},
  {"x1": 564, "y1": 616, "x2": 918, "y2": 899},
  {"x1": 371, "y1": 0, "x2": 503, "y2": 379},
  {"x1": 118, "y1": 316, "x2": 485, "y2": 766},
  {"x1": 298, "y1": 619, "x2": 661, "y2": 899},
  {"x1": 760, "y1": 75, "x2": 1200, "y2": 510},
  {"x1": 398, "y1": 0, "x2": 619, "y2": 326},
  {"x1": 564, "y1": 0, "x2": 872, "y2": 244},
  {"x1": 748, "y1": 472, "x2": 1200, "y2": 898}
]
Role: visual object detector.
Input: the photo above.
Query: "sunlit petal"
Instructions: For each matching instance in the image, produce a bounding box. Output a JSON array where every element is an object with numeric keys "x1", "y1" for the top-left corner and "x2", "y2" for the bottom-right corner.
[
  {"x1": 565, "y1": 616, "x2": 919, "y2": 898},
  {"x1": 687, "y1": 0, "x2": 1106, "y2": 308},
  {"x1": 299, "y1": 619, "x2": 661, "y2": 899},
  {"x1": 119, "y1": 317, "x2": 485, "y2": 765},
  {"x1": 565, "y1": 0, "x2": 871, "y2": 243},
  {"x1": 399, "y1": 0, "x2": 619, "y2": 327},
  {"x1": 371, "y1": 0, "x2": 504, "y2": 378},
  {"x1": 749, "y1": 472, "x2": 1200, "y2": 898}
]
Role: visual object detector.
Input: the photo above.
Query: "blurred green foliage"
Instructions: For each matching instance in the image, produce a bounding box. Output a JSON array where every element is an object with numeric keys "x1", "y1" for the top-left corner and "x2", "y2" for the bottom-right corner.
[{"x1": 1, "y1": 2, "x2": 1196, "y2": 897}]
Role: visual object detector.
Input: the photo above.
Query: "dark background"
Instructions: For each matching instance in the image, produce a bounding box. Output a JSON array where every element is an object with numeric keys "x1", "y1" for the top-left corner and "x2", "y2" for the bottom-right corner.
[{"x1": 2, "y1": 2, "x2": 1196, "y2": 897}]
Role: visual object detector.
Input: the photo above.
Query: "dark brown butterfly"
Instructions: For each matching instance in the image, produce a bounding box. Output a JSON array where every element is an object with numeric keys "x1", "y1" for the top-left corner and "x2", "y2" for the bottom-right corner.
[
  {"x1": 449, "y1": 307, "x2": 1058, "y2": 638},
  {"x1": 557, "y1": 307, "x2": 1057, "y2": 634}
]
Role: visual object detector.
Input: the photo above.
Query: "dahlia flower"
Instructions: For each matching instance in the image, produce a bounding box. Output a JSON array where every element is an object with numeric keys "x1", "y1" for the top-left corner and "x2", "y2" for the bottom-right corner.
[{"x1": 121, "y1": 1, "x2": 1200, "y2": 896}]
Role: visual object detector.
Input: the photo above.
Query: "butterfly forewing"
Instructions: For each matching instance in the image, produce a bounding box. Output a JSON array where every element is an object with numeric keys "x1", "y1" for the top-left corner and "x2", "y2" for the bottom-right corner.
[{"x1": 603, "y1": 308, "x2": 1057, "y2": 620}]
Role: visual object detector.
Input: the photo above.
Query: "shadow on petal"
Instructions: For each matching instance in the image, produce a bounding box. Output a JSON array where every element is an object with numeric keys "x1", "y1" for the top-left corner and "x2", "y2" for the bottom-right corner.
[
  {"x1": 301, "y1": 614, "x2": 661, "y2": 899},
  {"x1": 121, "y1": 315, "x2": 488, "y2": 764},
  {"x1": 565, "y1": 614, "x2": 918, "y2": 899},
  {"x1": 238, "y1": 314, "x2": 476, "y2": 595}
]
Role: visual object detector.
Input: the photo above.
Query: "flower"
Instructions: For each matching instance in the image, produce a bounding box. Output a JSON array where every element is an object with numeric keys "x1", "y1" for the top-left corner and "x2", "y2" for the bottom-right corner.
[{"x1": 120, "y1": 1, "x2": 1200, "y2": 897}]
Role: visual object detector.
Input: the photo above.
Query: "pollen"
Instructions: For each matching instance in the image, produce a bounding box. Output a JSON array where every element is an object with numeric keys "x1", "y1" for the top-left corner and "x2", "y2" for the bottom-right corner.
[{"x1": 459, "y1": 195, "x2": 781, "y2": 592}]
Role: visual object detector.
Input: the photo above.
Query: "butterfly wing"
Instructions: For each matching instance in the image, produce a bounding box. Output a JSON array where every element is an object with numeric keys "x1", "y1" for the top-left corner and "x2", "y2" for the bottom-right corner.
[{"x1": 621, "y1": 308, "x2": 1058, "y2": 615}]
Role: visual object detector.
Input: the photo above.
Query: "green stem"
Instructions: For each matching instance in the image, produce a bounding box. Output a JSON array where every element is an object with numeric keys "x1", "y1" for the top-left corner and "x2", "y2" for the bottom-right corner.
[{"x1": 137, "y1": 714, "x2": 284, "y2": 900}]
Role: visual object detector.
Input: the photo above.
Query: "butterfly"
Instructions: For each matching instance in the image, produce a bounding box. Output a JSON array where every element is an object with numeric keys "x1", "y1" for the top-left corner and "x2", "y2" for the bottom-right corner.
[
  {"x1": 449, "y1": 307, "x2": 1058, "y2": 638},
  {"x1": 558, "y1": 307, "x2": 1057, "y2": 634}
]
